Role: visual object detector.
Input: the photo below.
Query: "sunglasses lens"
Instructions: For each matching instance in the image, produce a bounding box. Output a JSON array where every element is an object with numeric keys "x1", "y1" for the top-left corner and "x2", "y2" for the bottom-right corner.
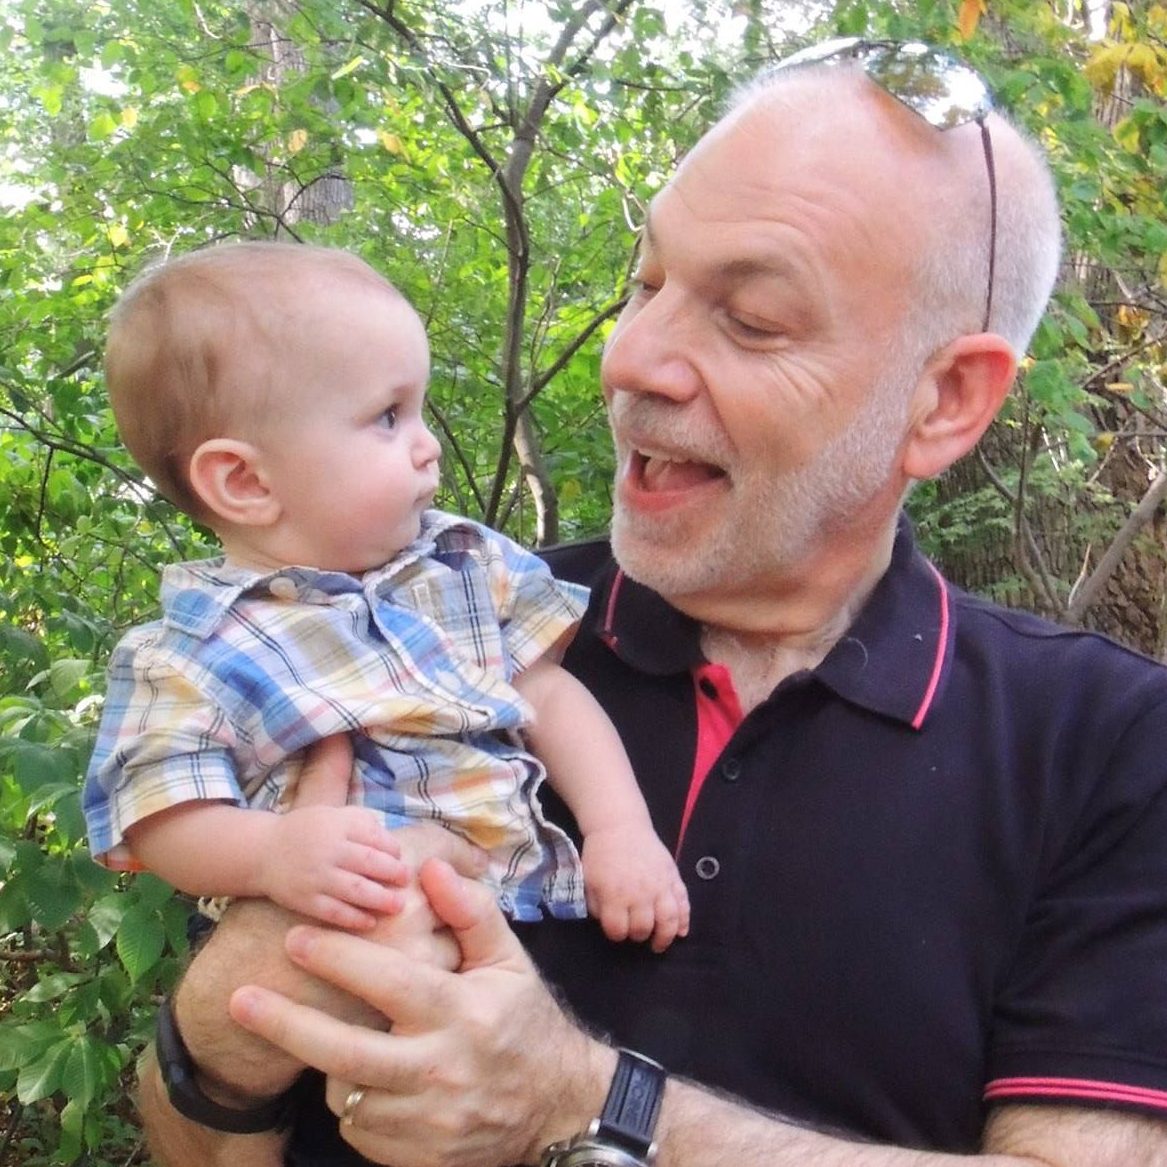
[
  {"x1": 865, "y1": 44, "x2": 991, "y2": 129},
  {"x1": 773, "y1": 39, "x2": 992, "y2": 131},
  {"x1": 766, "y1": 37, "x2": 997, "y2": 332},
  {"x1": 775, "y1": 36, "x2": 863, "y2": 70}
]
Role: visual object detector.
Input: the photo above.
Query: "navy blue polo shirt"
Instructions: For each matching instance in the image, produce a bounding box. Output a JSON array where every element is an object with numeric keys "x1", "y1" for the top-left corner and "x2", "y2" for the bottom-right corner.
[
  {"x1": 526, "y1": 520, "x2": 1167, "y2": 1151},
  {"x1": 286, "y1": 521, "x2": 1167, "y2": 1163}
]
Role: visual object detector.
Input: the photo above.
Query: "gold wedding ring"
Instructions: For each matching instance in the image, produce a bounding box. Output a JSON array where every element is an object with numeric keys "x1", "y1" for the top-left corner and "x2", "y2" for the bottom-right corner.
[{"x1": 340, "y1": 1085, "x2": 368, "y2": 1127}]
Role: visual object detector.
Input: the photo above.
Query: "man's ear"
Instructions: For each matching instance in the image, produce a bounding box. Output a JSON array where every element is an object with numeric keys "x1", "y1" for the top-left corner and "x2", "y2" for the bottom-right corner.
[
  {"x1": 187, "y1": 439, "x2": 281, "y2": 527},
  {"x1": 901, "y1": 334, "x2": 1017, "y2": 482}
]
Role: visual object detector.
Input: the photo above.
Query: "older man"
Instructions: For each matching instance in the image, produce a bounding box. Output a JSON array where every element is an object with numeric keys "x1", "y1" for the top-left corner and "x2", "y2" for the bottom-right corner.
[{"x1": 140, "y1": 41, "x2": 1167, "y2": 1167}]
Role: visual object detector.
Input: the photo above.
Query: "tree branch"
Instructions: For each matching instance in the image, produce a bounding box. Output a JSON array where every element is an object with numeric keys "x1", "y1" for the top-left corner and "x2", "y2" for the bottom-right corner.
[{"x1": 1067, "y1": 466, "x2": 1167, "y2": 623}]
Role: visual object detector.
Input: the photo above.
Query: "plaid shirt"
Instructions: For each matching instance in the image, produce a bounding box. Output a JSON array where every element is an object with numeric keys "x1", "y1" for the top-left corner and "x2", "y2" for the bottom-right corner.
[{"x1": 83, "y1": 511, "x2": 589, "y2": 921}]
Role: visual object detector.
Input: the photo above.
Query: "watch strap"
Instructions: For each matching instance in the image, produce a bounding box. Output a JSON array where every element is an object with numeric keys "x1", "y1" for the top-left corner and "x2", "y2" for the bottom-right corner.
[
  {"x1": 156, "y1": 995, "x2": 301, "y2": 1133},
  {"x1": 594, "y1": 1048, "x2": 666, "y2": 1156}
]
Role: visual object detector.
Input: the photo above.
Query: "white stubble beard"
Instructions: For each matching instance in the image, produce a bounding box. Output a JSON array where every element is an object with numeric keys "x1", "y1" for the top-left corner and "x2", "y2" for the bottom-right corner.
[{"x1": 609, "y1": 361, "x2": 915, "y2": 602}]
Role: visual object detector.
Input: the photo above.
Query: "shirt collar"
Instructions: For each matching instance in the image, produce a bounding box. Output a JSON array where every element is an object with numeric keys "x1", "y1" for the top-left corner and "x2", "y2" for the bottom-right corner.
[
  {"x1": 812, "y1": 519, "x2": 953, "y2": 728},
  {"x1": 159, "y1": 509, "x2": 473, "y2": 640},
  {"x1": 591, "y1": 517, "x2": 954, "y2": 728}
]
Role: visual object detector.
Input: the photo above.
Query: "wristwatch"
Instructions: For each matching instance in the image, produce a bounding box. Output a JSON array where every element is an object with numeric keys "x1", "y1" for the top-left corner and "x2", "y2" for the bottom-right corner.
[
  {"x1": 155, "y1": 996, "x2": 301, "y2": 1133},
  {"x1": 540, "y1": 1048, "x2": 666, "y2": 1167}
]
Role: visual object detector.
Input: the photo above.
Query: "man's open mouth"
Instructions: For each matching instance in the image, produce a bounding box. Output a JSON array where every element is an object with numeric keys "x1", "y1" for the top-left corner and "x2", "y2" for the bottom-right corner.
[{"x1": 635, "y1": 449, "x2": 728, "y2": 492}]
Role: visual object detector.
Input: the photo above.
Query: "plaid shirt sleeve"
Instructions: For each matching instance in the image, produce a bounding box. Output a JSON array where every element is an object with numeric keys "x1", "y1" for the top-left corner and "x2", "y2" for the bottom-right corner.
[
  {"x1": 82, "y1": 629, "x2": 248, "y2": 870},
  {"x1": 477, "y1": 528, "x2": 589, "y2": 674}
]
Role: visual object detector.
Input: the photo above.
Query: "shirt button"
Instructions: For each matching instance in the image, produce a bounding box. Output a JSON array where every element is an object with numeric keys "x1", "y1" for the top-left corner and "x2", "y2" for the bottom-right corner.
[
  {"x1": 721, "y1": 757, "x2": 741, "y2": 782},
  {"x1": 695, "y1": 855, "x2": 721, "y2": 880},
  {"x1": 268, "y1": 576, "x2": 298, "y2": 600}
]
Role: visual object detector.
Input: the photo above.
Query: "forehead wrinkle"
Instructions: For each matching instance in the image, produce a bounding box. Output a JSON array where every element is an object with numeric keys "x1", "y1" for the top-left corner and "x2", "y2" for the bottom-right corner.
[{"x1": 643, "y1": 184, "x2": 820, "y2": 296}]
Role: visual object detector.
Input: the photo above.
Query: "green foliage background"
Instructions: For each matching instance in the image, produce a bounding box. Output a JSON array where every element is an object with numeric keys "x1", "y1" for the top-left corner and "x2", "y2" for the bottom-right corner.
[{"x1": 1, "y1": 0, "x2": 1166, "y2": 1161}]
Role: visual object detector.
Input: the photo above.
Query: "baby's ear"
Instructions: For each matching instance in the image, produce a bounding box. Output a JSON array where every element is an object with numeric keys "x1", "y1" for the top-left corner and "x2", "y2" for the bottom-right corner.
[{"x1": 187, "y1": 439, "x2": 281, "y2": 527}]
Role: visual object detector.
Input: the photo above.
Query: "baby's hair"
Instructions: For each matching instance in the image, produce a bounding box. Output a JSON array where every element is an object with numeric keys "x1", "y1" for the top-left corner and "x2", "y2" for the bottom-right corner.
[{"x1": 105, "y1": 241, "x2": 398, "y2": 519}]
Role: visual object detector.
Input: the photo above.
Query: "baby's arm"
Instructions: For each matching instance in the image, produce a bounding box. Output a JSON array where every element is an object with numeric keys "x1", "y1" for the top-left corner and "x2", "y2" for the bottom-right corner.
[
  {"x1": 125, "y1": 800, "x2": 409, "y2": 930},
  {"x1": 512, "y1": 657, "x2": 690, "y2": 951}
]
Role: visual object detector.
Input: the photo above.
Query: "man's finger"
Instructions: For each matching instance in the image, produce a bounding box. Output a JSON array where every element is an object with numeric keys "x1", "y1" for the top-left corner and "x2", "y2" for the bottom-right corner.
[
  {"x1": 292, "y1": 734, "x2": 355, "y2": 809},
  {"x1": 279, "y1": 924, "x2": 458, "y2": 1029},
  {"x1": 228, "y1": 983, "x2": 413, "y2": 1085},
  {"x1": 418, "y1": 858, "x2": 531, "y2": 972}
]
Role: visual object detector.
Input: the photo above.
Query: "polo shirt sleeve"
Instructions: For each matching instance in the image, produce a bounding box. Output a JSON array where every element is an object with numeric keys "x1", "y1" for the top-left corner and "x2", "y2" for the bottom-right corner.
[
  {"x1": 477, "y1": 529, "x2": 588, "y2": 675},
  {"x1": 82, "y1": 631, "x2": 246, "y2": 871},
  {"x1": 985, "y1": 684, "x2": 1167, "y2": 1116}
]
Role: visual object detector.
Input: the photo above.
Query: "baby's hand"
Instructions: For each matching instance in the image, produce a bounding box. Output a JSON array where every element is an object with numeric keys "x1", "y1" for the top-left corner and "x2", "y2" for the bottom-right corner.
[
  {"x1": 259, "y1": 805, "x2": 409, "y2": 930},
  {"x1": 581, "y1": 824, "x2": 690, "y2": 953}
]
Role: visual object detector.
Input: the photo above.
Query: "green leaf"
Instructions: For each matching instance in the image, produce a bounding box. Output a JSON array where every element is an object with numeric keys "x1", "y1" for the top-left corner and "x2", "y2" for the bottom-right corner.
[
  {"x1": 88, "y1": 110, "x2": 119, "y2": 140},
  {"x1": 46, "y1": 657, "x2": 92, "y2": 700},
  {"x1": 88, "y1": 892, "x2": 128, "y2": 948},
  {"x1": 25, "y1": 860, "x2": 83, "y2": 931},
  {"x1": 61, "y1": 1035, "x2": 120, "y2": 1109},
  {"x1": 2, "y1": 739, "x2": 74, "y2": 794},
  {"x1": 331, "y1": 54, "x2": 366, "y2": 80},
  {"x1": 116, "y1": 900, "x2": 167, "y2": 982},
  {"x1": 57, "y1": 1097, "x2": 85, "y2": 1164},
  {"x1": 22, "y1": 971, "x2": 87, "y2": 1003},
  {"x1": 0, "y1": 1020, "x2": 60, "y2": 1072},
  {"x1": 16, "y1": 1037, "x2": 71, "y2": 1103}
]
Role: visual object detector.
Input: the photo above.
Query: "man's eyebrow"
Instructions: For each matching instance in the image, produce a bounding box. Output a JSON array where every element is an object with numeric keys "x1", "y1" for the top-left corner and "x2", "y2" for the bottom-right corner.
[{"x1": 720, "y1": 256, "x2": 803, "y2": 283}]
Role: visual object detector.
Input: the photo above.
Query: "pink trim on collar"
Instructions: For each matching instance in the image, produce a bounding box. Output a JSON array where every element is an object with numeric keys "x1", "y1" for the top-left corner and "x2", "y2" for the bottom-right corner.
[
  {"x1": 601, "y1": 568, "x2": 625, "y2": 649},
  {"x1": 911, "y1": 562, "x2": 950, "y2": 730}
]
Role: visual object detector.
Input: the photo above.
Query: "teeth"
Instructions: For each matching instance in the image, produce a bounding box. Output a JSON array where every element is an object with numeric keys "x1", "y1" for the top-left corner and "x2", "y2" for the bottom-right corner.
[{"x1": 638, "y1": 448, "x2": 689, "y2": 465}]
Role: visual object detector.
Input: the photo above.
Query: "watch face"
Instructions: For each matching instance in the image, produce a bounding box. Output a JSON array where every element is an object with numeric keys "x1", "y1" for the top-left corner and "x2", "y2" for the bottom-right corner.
[{"x1": 557, "y1": 1143, "x2": 648, "y2": 1167}]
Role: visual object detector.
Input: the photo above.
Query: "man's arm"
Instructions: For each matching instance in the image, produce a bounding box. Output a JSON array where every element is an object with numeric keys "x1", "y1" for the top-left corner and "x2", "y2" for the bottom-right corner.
[
  {"x1": 136, "y1": 736, "x2": 487, "y2": 1167},
  {"x1": 654, "y1": 1084, "x2": 1167, "y2": 1166},
  {"x1": 229, "y1": 859, "x2": 1167, "y2": 1167}
]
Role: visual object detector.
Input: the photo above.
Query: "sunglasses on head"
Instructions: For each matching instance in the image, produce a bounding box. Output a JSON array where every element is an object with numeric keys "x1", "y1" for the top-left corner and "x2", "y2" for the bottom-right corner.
[{"x1": 770, "y1": 38, "x2": 997, "y2": 333}]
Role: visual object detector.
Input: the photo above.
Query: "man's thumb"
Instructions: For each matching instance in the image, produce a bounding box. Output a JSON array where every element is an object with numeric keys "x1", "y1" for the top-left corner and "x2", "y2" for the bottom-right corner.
[
  {"x1": 418, "y1": 858, "x2": 527, "y2": 972},
  {"x1": 290, "y1": 734, "x2": 354, "y2": 808}
]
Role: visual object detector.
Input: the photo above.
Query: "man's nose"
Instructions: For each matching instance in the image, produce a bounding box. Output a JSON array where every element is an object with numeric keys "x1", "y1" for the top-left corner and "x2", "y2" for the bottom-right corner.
[{"x1": 601, "y1": 288, "x2": 703, "y2": 405}]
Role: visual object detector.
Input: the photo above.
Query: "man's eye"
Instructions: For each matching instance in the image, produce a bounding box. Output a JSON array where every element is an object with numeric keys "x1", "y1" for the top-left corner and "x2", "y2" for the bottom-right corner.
[
  {"x1": 378, "y1": 406, "x2": 399, "y2": 429},
  {"x1": 728, "y1": 314, "x2": 781, "y2": 342}
]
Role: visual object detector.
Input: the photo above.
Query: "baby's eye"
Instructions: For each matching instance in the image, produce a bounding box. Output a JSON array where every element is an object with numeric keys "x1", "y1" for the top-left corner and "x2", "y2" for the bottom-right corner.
[{"x1": 377, "y1": 405, "x2": 399, "y2": 430}]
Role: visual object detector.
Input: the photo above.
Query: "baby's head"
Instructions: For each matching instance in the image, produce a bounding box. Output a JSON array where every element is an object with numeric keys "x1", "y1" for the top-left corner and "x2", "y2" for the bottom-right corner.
[
  {"x1": 106, "y1": 242, "x2": 399, "y2": 520},
  {"x1": 106, "y1": 242, "x2": 441, "y2": 573}
]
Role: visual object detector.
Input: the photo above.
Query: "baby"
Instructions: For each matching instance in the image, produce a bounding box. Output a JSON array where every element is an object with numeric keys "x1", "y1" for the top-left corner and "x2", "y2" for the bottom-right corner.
[{"x1": 83, "y1": 242, "x2": 689, "y2": 957}]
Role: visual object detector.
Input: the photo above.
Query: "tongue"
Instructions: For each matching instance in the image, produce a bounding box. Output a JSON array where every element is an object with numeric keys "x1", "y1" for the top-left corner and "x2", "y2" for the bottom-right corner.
[{"x1": 641, "y1": 456, "x2": 721, "y2": 492}]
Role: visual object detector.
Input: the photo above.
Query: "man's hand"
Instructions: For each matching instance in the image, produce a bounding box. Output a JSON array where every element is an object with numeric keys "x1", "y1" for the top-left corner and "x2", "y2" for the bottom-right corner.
[
  {"x1": 162, "y1": 735, "x2": 489, "y2": 1098},
  {"x1": 581, "y1": 824, "x2": 691, "y2": 952},
  {"x1": 229, "y1": 858, "x2": 614, "y2": 1167}
]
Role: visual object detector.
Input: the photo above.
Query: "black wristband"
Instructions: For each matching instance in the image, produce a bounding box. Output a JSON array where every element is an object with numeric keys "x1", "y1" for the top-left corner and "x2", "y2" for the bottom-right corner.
[
  {"x1": 155, "y1": 996, "x2": 302, "y2": 1134},
  {"x1": 595, "y1": 1049, "x2": 666, "y2": 1157}
]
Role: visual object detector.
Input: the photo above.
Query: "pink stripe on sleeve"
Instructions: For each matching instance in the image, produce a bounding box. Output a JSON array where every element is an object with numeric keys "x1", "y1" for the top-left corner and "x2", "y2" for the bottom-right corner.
[{"x1": 984, "y1": 1076, "x2": 1167, "y2": 1112}]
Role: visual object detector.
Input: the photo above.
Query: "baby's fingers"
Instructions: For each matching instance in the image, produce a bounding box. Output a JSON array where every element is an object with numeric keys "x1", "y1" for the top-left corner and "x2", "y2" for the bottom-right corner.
[
  {"x1": 342, "y1": 814, "x2": 410, "y2": 885},
  {"x1": 303, "y1": 893, "x2": 381, "y2": 932},
  {"x1": 648, "y1": 897, "x2": 683, "y2": 954},
  {"x1": 322, "y1": 867, "x2": 405, "y2": 919},
  {"x1": 341, "y1": 838, "x2": 409, "y2": 888}
]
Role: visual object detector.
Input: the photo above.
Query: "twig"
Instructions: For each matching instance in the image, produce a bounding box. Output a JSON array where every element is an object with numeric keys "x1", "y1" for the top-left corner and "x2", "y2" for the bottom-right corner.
[{"x1": 1067, "y1": 468, "x2": 1167, "y2": 623}]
